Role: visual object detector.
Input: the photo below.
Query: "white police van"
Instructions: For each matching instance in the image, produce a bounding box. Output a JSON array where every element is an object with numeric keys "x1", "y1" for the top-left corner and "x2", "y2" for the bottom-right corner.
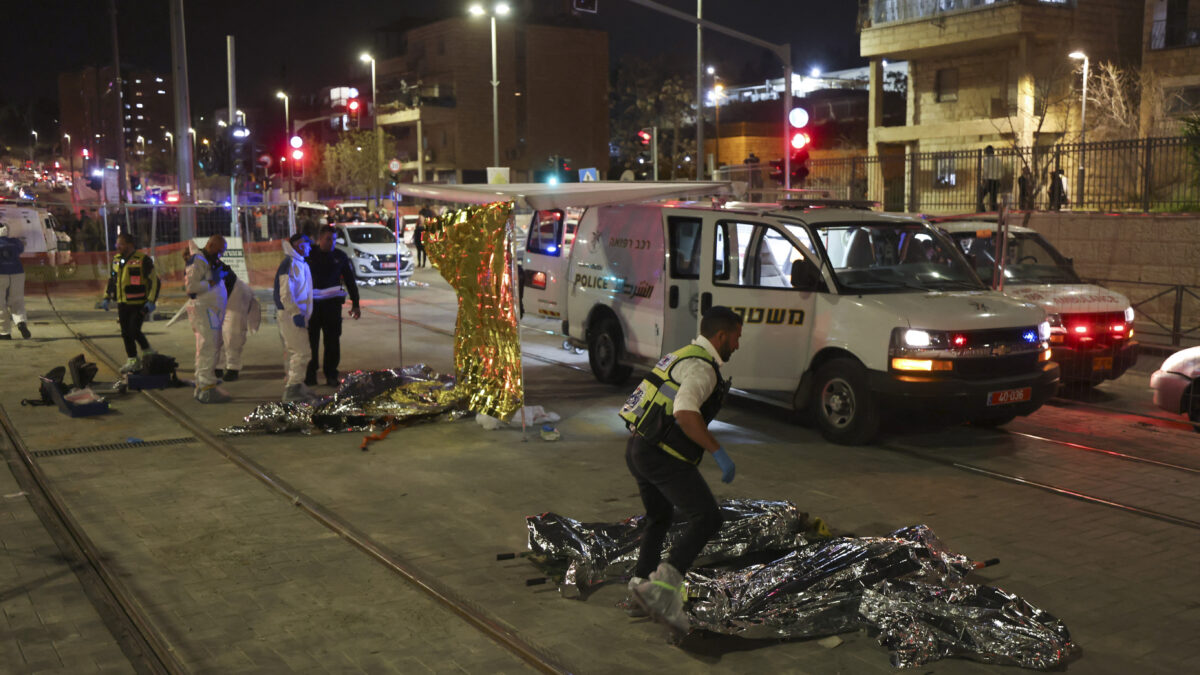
[
  {"x1": 936, "y1": 217, "x2": 1137, "y2": 386},
  {"x1": 392, "y1": 182, "x2": 1058, "y2": 444}
]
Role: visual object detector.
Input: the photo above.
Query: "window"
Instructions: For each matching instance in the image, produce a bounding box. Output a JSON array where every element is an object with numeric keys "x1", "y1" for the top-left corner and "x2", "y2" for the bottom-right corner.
[
  {"x1": 714, "y1": 220, "x2": 819, "y2": 289},
  {"x1": 526, "y1": 210, "x2": 564, "y2": 256},
  {"x1": 936, "y1": 68, "x2": 958, "y2": 103},
  {"x1": 666, "y1": 217, "x2": 702, "y2": 278},
  {"x1": 935, "y1": 154, "x2": 957, "y2": 188}
]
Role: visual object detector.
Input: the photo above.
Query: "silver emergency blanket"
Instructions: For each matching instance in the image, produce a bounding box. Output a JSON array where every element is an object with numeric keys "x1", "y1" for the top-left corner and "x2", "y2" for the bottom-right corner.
[
  {"x1": 525, "y1": 499, "x2": 811, "y2": 598},
  {"x1": 528, "y1": 508, "x2": 1074, "y2": 670},
  {"x1": 221, "y1": 365, "x2": 465, "y2": 434}
]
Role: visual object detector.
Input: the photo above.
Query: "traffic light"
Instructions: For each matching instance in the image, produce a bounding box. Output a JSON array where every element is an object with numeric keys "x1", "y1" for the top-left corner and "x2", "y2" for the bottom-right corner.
[
  {"x1": 786, "y1": 105, "x2": 811, "y2": 187},
  {"x1": 290, "y1": 135, "x2": 306, "y2": 178},
  {"x1": 347, "y1": 99, "x2": 361, "y2": 129},
  {"x1": 790, "y1": 147, "x2": 810, "y2": 186},
  {"x1": 130, "y1": 174, "x2": 142, "y2": 191},
  {"x1": 228, "y1": 124, "x2": 252, "y2": 177},
  {"x1": 637, "y1": 129, "x2": 652, "y2": 146}
]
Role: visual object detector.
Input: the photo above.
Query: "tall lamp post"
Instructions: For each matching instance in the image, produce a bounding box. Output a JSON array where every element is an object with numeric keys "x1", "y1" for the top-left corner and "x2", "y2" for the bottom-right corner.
[
  {"x1": 360, "y1": 53, "x2": 384, "y2": 209},
  {"x1": 164, "y1": 131, "x2": 174, "y2": 163},
  {"x1": 30, "y1": 130, "x2": 38, "y2": 163},
  {"x1": 275, "y1": 91, "x2": 291, "y2": 201},
  {"x1": 63, "y1": 134, "x2": 75, "y2": 207},
  {"x1": 469, "y1": 2, "x2": 510, "y2": 169},
  {"x1": 1069, "y1": 51, "x2": 1089, "y2": 207}
]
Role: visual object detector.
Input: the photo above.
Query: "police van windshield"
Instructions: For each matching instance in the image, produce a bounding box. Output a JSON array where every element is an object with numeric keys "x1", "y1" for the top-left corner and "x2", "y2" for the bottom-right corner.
[
  {"x1": 949, "y1": 230, "x2": 1081, "y2": 285},
  {"x1": 812, "y1": 222, "x2": 984, "y2": 293},
  {"x1": 344, "y1": 227, "x2": 395, "y2": 244}
]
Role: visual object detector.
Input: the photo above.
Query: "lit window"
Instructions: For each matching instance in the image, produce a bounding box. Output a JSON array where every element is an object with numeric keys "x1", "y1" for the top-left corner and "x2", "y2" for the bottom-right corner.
[
  {"x1": 135, "y1": 79, "x2": 142, "y2": 83},
  {"x1": 157, "y1": 90, "x2": 166, "y2": 95},
  {"x1": 136, "y1": 103, "x2": 144, "y2": 108},
  {"x1": 155, "y1": 77, "x2": 163, "y2": 83},
  {"x1": 137, "y1": 115, "x2": 143, "y2": 120}
]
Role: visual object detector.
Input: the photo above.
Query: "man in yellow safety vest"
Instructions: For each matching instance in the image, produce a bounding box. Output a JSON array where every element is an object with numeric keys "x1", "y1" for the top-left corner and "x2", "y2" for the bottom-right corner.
[{"x1": 101, "y1": 233, "x2": 160, "y2": 372}]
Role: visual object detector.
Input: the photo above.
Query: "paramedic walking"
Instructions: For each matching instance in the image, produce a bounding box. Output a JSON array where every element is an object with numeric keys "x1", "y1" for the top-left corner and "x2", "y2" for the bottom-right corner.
[
  {"x1": 103, "y1": 233, "x2": 160, "y2": 370},
  {"x1": 186, "y1": 235, "x2": 232, "y2": 403},
  {"x1": 305, "y1": 225, "x2": 360, "y2": 387},
  {"x1": 618, "y1": 306, "x2": 743, "y2": 637},
  {"x1": 0, "y1": 223, "x2": 30, "y2": 339}
]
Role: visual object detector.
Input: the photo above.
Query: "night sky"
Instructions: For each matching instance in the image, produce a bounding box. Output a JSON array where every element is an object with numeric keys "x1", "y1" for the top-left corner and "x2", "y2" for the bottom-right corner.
[{"x1": 2, "y1": 0, "x2": 861, "y2": 119}]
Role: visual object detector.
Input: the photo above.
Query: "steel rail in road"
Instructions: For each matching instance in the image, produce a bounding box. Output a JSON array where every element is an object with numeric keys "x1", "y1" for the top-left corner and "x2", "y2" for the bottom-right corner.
[
  {"x1": 40, "y1": 290, "x2": 574, "y2": 675},
  {"x1": 1007, "y1": 430, "x2": 1200, "y2": 475},
  {"x1": 0, "y1": 404, "x2": 184, "y2": 675}
]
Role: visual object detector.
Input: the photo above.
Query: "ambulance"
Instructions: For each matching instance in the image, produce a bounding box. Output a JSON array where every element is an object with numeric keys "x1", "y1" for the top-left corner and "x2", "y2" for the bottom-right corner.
[
  {"x1": 935, "y1": 217, "x2": 1137, "y2": 386},
  {"x1": 395, "y1": 182, "x2": 1058, "y2": 445},
  {"x1": 0, "y1": 203, "x2": 74, "y2": 272}
]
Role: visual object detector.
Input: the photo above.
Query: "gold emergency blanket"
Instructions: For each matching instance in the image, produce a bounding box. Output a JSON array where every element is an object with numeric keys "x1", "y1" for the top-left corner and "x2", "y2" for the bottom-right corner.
[{"x1": 423, "y1": 201, "x2": 523, "y2": 420}]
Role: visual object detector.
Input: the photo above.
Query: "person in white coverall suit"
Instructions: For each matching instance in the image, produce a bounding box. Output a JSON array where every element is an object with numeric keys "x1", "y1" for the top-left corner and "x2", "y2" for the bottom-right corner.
[
  {"x1": 275, "y1": 233, "x2": 316, "y2": 402},
  {"x1": 219, "y1": 278, "x2": 261, "y2": 381},
  {"x1": 186, "y1": 235, "x2": 232, "y2": 403}
]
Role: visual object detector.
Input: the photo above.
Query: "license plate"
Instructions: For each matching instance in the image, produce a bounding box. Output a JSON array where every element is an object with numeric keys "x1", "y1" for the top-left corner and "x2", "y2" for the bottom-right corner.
[
  {"x1": 1092, "y1": 356, "x2": 1113, "y2": 371},
  {"x1": 379, "y1": 262, "x2": 397, "y2": 269},
  {"x1": 987, "y1": 387, "x2": 1032, "y2": 406}
]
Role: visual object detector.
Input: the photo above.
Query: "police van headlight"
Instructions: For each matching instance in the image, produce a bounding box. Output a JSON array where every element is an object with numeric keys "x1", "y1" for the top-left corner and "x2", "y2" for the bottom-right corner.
[
  {"x1": 889, "y1": 327, "x2": 954, "y2": 371},
  {"x1": 1038, "y1": 320, "x2": 1051, "y2": 341}
]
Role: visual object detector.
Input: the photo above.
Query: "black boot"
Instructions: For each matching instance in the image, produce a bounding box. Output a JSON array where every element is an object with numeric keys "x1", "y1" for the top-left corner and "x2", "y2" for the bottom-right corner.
[
  {"x1": 223, "y1": 369, "x2": 239, "y2": 381},
  {"x1": 17, "y1": 322, "x2": 30, "y2": 339}
]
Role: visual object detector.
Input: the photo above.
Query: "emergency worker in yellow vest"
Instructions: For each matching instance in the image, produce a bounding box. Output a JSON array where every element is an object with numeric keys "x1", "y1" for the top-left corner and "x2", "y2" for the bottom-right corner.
[
  {"x1": 101, "y1": 233, "x2": 160, "y2": 372},
  {"x1": 619, "y1": 305, "x2": 742, "y2": 638}
]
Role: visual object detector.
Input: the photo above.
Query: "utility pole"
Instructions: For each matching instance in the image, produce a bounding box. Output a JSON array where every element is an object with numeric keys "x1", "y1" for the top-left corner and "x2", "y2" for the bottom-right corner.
[
  {"x1": 695, "y1": 0, "x2": 703, "y2": 181},
  {"x1": 227, "y1": 35, "x2": 237, "y2": 237},
  {"x1": 170, "y1": 0, "x2": 196, "y2": 239},
  {"x1": 108, "y1": 0, "x2": 128, "y2": 203}
]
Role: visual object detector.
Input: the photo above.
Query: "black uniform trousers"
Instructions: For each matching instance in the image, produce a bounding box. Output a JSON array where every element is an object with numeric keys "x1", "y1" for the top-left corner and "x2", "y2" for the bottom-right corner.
[
  {"x1": 306, "y1": 299, "x2": 343, "y2": 380},
  {"x1": 625, "y1": 433, "x2": 722, "y2": 579},
  {"x1": 117, "y1": 303, "x2": 150, "y2": 358}
]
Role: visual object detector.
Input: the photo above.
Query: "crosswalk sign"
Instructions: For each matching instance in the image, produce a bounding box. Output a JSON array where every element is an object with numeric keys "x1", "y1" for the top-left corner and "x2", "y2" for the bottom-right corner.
[{"x1": 579, "y1": 168, "x2": 599, "y2": 182}]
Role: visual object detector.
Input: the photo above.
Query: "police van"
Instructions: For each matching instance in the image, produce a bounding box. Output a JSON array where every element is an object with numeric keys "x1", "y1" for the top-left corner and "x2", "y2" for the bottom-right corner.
[
  {"x1": 935, "y1": 217, "x2": 1137, "y2": 386},
  {"x1": 395, "y1": 182, "x2": 1058, "y2": 444}
]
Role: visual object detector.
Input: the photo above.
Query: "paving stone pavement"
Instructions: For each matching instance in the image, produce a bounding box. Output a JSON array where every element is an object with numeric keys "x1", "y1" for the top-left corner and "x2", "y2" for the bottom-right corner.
[{"x1": 1, "y1": 267, "x2": 1197, "y2": 674}]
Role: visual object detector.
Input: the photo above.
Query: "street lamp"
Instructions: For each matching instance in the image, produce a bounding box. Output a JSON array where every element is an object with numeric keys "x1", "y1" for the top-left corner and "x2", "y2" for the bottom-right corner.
[
  {"x1": 276, "y1": 91, "x2": 292, "y2": 202},
  {"x1": 30, "y1": 130, "x2": 37, "y2": 162},
  {"x1": 164, "y1": 131, "x2": 174, "y2": 157},
  {"x1": 360, "y1": 53, "x2": 384, "y2": 207},
  {"x1": 1069, "y1": 51, "x2": 1089, "y2": 207},
  {"x1": 468, "y1": 2, "x2": 510, "y2": 168},
  {"x1": 711, "y1": 80, "x2": 725, "y2": 169}
]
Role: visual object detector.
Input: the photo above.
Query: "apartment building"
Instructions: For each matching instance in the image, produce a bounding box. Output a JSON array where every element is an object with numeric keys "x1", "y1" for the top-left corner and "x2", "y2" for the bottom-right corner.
[{"x1": 1143, "y1": 0, "x2": 1200, "y2": 126}]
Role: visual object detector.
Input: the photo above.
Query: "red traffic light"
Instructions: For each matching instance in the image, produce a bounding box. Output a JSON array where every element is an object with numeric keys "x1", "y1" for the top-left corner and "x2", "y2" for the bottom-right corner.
[
  {"x1": 791, "y1": 132, "x2": 810, "y2": 150},
  {"x1": 348, "y1": 99, "x2": 360, "y2": 112},
  {"x1": 637, "y1": 129, "x2": 652, "y2": 146},
  {"x1": 291, "y1": 149, "x2": 305, "y2": 161}
]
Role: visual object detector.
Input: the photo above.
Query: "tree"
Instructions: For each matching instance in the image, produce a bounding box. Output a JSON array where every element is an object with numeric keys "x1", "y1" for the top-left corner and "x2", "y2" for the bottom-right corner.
[
  {"x1": 610, "y1": 57, "x2": 697, "y2": 180},
  {"x1": 316, "y1": 130, "x2": 398, "y2": 197}
]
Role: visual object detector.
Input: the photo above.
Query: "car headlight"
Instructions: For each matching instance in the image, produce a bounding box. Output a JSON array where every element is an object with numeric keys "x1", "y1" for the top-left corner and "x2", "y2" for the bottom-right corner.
[
  {"x1": 353, "y1": 249, "x2": 374, "y2": 261},
  {"x1": 1038, "y1": 321, "x2": 1051, "y2": 341},
  {"x1": 1124, "y1": 306, "x2": 1135, "y2": 323},
  {"x1": 890, "y1": 327, "x2": 950, "y2": 356},
  {"x1": 904, "y1": 329, "x2": 931, "y2": 347}
]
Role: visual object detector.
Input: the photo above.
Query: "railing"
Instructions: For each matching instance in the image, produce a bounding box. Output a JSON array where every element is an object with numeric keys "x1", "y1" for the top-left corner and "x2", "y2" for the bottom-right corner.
[
  {"x1": 867, "y1": 0, "x2": 1072, "y2": 27},
  {"x1": 1087, "y1": 279, "x2": 1200, "y2": 349},
  {"x1": 1149, "y1": 17, "x2": 1200, "y2": 50}
]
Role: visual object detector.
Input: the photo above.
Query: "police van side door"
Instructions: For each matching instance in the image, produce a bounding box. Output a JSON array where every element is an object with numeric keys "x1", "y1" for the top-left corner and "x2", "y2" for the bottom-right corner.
[
  {"x1": 662, "y1": 214, "x2": 704, "y2": 353},
  {"x1": 697, "y1": 217, "x2": 819, "y2": 392}
]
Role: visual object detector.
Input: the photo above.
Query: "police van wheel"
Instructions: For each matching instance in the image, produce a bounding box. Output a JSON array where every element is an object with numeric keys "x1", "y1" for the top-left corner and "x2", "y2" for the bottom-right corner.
[
  {"x1": 588, "y1": 318, "x2": 632, "y2": 385},
  {"x1": 813, "y1": 359, "x2": 880, "y2": 445}
]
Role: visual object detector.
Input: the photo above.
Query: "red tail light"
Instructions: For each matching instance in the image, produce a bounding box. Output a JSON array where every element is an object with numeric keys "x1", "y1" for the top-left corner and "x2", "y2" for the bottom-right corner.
[
  {"x1": 530, "y1": 271, "x2": 547, "y2": 289},
  {"x1": 1071, "y1": 325, "x2": 1089, "y2": 334}
]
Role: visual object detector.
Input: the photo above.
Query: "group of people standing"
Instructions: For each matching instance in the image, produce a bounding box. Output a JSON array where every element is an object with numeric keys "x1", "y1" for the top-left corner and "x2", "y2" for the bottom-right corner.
[{"x1": 103, "y1": 223, "x2": 359, "y2": 404}]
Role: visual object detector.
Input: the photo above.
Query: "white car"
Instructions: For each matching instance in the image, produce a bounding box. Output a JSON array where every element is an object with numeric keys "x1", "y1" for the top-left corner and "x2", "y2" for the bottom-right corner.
[
  {"x1": 334, "y1": 222, "x2": 414, "y2": 285},
  {"x1": 1150, "y1": 346, "x2": 1200, "y2": 430}
]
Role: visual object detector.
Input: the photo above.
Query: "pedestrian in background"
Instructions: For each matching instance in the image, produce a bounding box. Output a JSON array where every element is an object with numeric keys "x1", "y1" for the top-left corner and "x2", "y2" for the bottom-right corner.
[
  {"x1": 0, "y1": 223, "x2": 30, "y2": 339},
  {"x1": 275, "y1": 233, "x2": 316, "y2": 402},
  {"x1": 102, "y1": 233, "x2": 159, "y2": 371},
  {"x1": 1018, "y1": 165, "x2": 1034, "y2": 210},
  {"x1": 978, "y1": 145, "x2": 1002, "y2": 212},
  {"x1": 415, "y1": 203, "x2": 434, "y2": 268},
  {"x1": 186, "y1": 235, "x2": 231, "y2": 403},
  {"x1": 305, "y1": 225, "x2": 360, "y2": 387},
  {"x1": 618, "y1": 306, "x2": 742, "y2": 638}
]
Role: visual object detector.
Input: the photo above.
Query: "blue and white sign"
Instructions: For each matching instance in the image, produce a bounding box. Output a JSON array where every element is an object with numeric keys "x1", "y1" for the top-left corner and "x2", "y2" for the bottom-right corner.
[{"x1": 579, "y1": 168, "x2": 599, "y2": 182}]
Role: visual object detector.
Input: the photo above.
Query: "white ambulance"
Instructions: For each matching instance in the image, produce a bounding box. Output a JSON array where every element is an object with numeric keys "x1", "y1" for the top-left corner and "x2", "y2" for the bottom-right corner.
[
  {"x1": 935, "y1": 218, "x2": 1137, "y2": 387},
  {"x1": 0, "y1": 203, "x2": 74, "y2": 271},
  {"x1": 394, "y1": 182, "x2": 1058, "y2": 444}
]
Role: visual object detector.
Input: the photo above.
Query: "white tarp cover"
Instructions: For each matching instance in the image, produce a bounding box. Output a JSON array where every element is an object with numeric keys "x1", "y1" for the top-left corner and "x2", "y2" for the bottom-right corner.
[{"x1": 393, "y1": 181, "x2": 731, "y2": 210}]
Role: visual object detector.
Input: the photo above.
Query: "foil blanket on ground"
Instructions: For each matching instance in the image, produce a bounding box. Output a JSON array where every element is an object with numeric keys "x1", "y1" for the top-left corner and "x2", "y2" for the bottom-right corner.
[
  {"x1": 525, "y1": 499, "x2": 811, "y2": 598},
  {"x1": 220, "y1": 365, "x2": 465, "y2": 434}
]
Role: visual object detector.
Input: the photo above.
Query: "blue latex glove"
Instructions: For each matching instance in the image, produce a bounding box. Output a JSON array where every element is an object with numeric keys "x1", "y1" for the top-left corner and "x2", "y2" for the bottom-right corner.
[
  {"x1": 712, "y1": 448, "x2": 736, "y2": 484},
  {"x1": 292, "y1": 314, "x2": 306, "y2": 328},
  {"x1": 99, "y1": 298, "x2": 111, "y2": 311},
  {"x1": 143, "y1": 301, "x2": 156, "y2": 315}
]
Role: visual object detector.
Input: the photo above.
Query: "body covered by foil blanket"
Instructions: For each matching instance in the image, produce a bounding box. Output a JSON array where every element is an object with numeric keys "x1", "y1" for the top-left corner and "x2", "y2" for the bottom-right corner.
[
  {"x1": 525, "y1": 499, "x2": 811, "y2": 598},
  {"x1": 221, "y1": 365, "x2": 465, "y2": 434},
  {"x1": 685, "y1": 525, "x2": 1074, "y2": 669}
]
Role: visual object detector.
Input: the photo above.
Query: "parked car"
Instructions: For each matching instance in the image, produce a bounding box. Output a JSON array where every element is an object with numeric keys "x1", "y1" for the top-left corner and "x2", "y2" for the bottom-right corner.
[
  {"x1": 937, "y1": 217, "x2": 1137, "y2": 387},
  {"x1": 1150, "y1": 346, "x2": 1200, "y2": 430},
  {"x1": 333, "y1": 222, "x2": 414, "y2": 285}
]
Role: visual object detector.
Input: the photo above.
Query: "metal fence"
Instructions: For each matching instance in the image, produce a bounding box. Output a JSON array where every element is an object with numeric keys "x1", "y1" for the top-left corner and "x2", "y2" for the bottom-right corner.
[
  {"x1": 730, "y1": 137, "x2": 1200, "y2": 215},
  {"x1": 867, "y1": 0, "x2": 1073, "y2": 27},
  {"x1": 1087, "y1": 278, "x2": 1200, "y2": 349}
]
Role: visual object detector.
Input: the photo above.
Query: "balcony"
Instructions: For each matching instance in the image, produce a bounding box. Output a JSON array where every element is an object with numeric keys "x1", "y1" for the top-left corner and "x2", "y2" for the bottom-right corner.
[
  {"x1": 1150, "y1": 18, "x2": 1200, "y2": 51},
  {"x1": 866, "y1": 0, "x2": 1072, "y2": 28}
]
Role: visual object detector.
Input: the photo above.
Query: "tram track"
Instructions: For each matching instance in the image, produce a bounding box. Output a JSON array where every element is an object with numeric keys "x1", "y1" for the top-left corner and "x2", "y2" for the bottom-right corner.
[{"x1": 29, "y1": 289, "x2": 572, "y2": 675}]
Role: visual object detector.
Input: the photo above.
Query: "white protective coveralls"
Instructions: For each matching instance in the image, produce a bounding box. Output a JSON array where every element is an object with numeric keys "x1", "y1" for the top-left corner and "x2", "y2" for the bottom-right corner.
[
  {"x1": 185, "y1": 249, "x2": 229, "y2": 391},
  {"x1": 274, "y1": 239, "x2": 313, "y2": 388},
  {"x1": 221, "y1": 278, "x2": 261, "y2": 372}
]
